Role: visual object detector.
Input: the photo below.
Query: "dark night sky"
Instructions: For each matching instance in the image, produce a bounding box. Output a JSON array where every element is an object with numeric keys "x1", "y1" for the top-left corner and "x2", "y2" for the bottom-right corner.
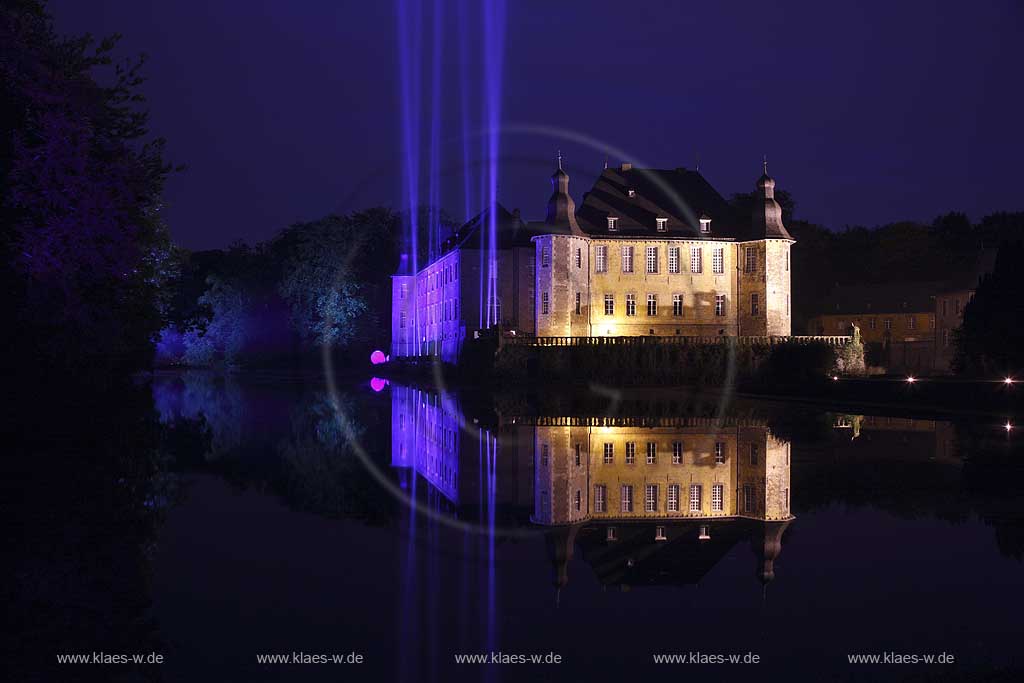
[{"x1": 51, "y1": 0, "x2": 1023, "y2": 250}]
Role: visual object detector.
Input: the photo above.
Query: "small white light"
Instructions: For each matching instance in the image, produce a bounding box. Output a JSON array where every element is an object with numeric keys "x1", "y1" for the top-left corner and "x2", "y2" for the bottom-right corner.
[
  {"x1": 1004, "y1": 377, "x2": 1014, "y2": 385},
  {"x1": 906, "y1": 376, "x2": 916, "y2": 384},
  {"x1": 1006, "y1": 422, "x2": 1013, "y2": 432},
  {"x1": 832, "y1": 375, "x2": 839, "y2": 381}
]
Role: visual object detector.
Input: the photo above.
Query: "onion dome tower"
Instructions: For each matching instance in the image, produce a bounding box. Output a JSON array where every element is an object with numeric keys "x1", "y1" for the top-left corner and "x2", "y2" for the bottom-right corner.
[
  {"x1": 545, "y1": 151, "x2": 583, "y2": 234},
  {"x1": 754, "y1": 158, "x2": 794, "y2": 240}
]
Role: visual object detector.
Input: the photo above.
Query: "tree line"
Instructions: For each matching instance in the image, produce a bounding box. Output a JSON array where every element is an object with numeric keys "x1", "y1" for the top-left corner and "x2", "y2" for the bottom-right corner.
[{"x1": 3, "y1": 0, "x2": 1021, "y2": 381}]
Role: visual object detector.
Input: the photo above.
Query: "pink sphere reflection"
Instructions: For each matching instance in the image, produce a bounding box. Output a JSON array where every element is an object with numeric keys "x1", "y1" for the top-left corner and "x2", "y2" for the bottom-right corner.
[
  {"x1": 370, "y1": 349, "x2": 387, "y2": 365},
  {"x1": 370, "y1": 377, "x2": 388, "y2": 393}
]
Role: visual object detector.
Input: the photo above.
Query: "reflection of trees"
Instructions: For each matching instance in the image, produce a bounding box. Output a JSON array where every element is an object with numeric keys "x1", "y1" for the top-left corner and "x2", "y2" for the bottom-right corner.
[
  {"x1": 8, "y1": 381, "x2": 177, "y2": 682},
  {"x1": 276, "y1": 394, "x2": 397, "y2": 523},
  {"x1": 793, "y1": 420, "x2": 1024, "y2": 561},
  {"x1": 154, "y1": 371, "x2": 245, "y2": 460},
  {"x1": 156, "y1": 372, "x2": 395, "y2": 524}
]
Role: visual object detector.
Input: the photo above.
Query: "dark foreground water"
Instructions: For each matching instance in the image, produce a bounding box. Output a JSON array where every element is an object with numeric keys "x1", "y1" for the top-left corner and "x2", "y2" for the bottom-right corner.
[{"x1": 9, "y1": 371, "x2": 1024, "y2": 682}]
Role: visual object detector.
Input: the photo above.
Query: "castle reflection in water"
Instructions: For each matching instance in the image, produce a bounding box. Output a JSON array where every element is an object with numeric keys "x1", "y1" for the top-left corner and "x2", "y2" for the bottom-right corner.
[{"x1": 390, "y1": 385, "x2": 796, "y2": 590}]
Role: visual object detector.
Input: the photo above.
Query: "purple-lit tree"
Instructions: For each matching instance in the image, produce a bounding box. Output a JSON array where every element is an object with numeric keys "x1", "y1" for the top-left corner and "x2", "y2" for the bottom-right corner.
[{"x1": 1, "y1": 1, "x2": 174, "y2": 377}]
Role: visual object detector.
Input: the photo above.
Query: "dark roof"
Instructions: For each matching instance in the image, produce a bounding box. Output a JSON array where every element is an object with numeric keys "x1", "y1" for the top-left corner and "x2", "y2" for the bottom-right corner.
[
  {"x1": 939, "y1": 248, "x2": 998, "y2": 294},
  {"x1": 824, "y1": 281, "x2": 941, "y2": 315},
  {"x1": 575, "y1": 520, "x2": 752, "y2": 587},
  {"x1": 575, "y1": 166, "x2": 750, "y2": 240},
  {"x1": 441, "y1": 203, "x2": 557, "y2": 254}
]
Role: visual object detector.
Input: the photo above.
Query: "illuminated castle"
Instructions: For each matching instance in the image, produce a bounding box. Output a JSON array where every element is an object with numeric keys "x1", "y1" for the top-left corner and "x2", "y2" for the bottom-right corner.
[{"x1": 392, "y1": 160, "x2": 794, "y2": 361}]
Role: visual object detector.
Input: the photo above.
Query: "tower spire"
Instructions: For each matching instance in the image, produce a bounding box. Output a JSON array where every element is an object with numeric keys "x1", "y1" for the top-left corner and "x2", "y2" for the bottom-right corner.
[
  {"x1": 557, "y1": 149, "x2": 562, "y2": 170},
  {"x1": 763, "y1": 154, "x2": 768, "y2": 175}
]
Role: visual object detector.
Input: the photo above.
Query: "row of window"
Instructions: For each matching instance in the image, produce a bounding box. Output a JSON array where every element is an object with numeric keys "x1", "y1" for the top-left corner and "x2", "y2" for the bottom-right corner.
[
  {"x1": 538, "y1": 441, "x2": 767, "y2": 467},
  {"x1": 593, "y1": 483, "x2": 730, "y2": 513},
  {"x1": 606, "y1": 216, "x2": 711, "y2": 233},
  {"x1": 598, "y1": 441, "x2": 730, "y2": 465},
  {"x1": 836, "y1": 316, "x2": 934, "y2": 332},
  {"x1": 419, "y1": 262, "x2": 459, "y2": 293},
  {"x1": 543, "y1": 244, "x2": 789, "y2": 275},
  {"x1": 400, "y1": 299, "x2": 460, "y2": 329},
  {"x1": 543, "y1": 292, "x2": 787, "y2": 318}
]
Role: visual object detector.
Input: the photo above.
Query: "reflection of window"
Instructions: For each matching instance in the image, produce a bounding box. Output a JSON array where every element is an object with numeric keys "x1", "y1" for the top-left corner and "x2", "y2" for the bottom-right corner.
[
  {"x1": 908, "y1": 316, "x2": 916, "y2": 330},
  {"x1": 884, "y1": 319, "x2": 892, "y2": 330},
  {"x1": 672, "y1": 441, "x2": 683, "y2": 464},
  {"x1": 625, "y1": 442, "x2": 636, "y2": 464},
  {"x1": 655, "y1": 525, "x2": 666, "y2": 540},
  {"x1": 606, "y1": 526, "x2": 616, "y2": 541},
  {"x1": 689, "y1": 484, "x2": 702, "y2": 512},
  {"x1": 645, "y1": 484, "x2": 658, "y2": 512},
  {"x1": 646, "y1": 442, "x2": 657, "y2": 464},
  {"x1": 668, "y1": 484, "x2": 680, "y2": 512},
  {"x1": 712, "y1": 483, "x2": 724, "y2": 512},
  {"x1": 399, "y1": 311, "x2": 407, "y2": 328},
  {"x1": 594, "y1": 485, "x2": 607, "y2": 512},
  {"x1": 621, "y1": 485, "x2": 633, "y2": 512},
  {"x1": 603, "y1": 443, "x2": 614, "y2": 464}
]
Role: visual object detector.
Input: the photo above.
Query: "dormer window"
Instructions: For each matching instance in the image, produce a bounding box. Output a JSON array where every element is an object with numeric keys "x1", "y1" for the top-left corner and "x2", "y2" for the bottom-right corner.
[
  {"x1": 607, "y1": 217, "x2": 619, "y2": 232},
  {"x1": 656, "y1": 217, "x2": 668, "y2": 232},
  {"x1": 627, "y1": 189, "x2": 636, "y2": 198},
  {"x1": 699, "y1": 216, "x2": 712, "y2": 233}
]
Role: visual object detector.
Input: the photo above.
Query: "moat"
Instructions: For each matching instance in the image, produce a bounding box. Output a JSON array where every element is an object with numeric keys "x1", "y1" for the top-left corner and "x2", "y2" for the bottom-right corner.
[{"x1": 12, "y1": 371, "x2": 1024, "y2": 682}]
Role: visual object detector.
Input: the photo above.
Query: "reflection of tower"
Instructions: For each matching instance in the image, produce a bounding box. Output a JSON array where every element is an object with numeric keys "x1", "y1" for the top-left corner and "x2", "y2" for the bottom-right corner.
[
  {"x1": 544, "y1": 524, "x2": 582, "y2": 590},
  {"x1": 532, "y1": 424, "x2": 591, "y2": 525},
  {"x1": 752, "y1": 519, "x2": 792, "y2": 585}
]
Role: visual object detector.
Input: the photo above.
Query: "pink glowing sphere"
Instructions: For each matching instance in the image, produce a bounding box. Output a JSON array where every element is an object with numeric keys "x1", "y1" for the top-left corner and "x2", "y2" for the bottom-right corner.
[
  {"x1": 370, "y1": 350, "x2": 387, "y2": 365},
  {"x1": 370, "y1": 377, "x2": 388, "y2": 393}
]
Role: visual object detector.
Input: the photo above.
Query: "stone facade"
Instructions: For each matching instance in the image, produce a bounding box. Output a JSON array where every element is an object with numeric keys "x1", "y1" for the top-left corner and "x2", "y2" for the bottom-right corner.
[{"x1": 530, "y1": 421, "x2": 792, "y2": 526}]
